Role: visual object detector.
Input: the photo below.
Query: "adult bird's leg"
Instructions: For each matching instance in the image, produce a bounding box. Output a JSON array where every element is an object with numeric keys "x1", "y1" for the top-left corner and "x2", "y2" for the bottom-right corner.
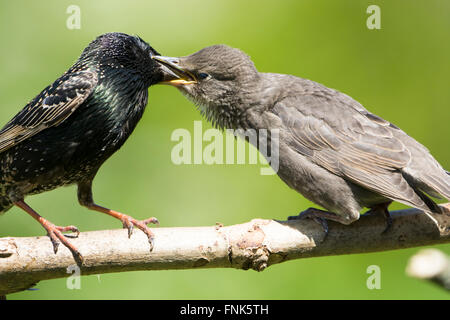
[
  {"x1": 77, "y1": 180, "x2": 159, "y2": 251},
  {"x1": 14, "y1": 200, "x2": 82, "y2": 261}
]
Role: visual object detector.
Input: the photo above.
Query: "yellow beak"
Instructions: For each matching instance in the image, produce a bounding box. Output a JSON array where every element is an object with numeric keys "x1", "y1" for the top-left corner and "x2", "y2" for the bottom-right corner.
[{"x1": 153, "y1": 56, "x2": 197, "y2": 85}]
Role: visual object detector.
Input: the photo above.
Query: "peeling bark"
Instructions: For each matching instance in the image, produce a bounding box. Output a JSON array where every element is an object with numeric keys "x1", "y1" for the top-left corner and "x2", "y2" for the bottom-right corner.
[{"x1": 0, "y1": 204, "x2": 449, "y2": 296}]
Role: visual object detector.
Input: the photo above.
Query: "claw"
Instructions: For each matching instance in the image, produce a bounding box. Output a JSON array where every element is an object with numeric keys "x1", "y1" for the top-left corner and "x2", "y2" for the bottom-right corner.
[
  {"x1": 122, "y1": 218, "x2": 134, "y2": 238},
  {"x1": 288, "y1": 208, "x2": 330, "y2": 238},
  {"x1": 365, "y1": 202, "x2": 393, "y2": 234},
  {"x1": 288, "y1": 208, "x2": 332, "y2": 240},
  {"x1": 381, "y1": 213, "x2": 393, "y2": 234},
  {"x1": 142, "y1": 217, "x2": 159, "y2": 226},
  {"x1": 56, "y1": 225, "x2": 80, "y2": 238},
  {"x1": 119, "y1": 215, "x2": 158, "y2": 251},
  {"x1": 128, "y1": 224, "x2": 133, "y2": 238},
  {"x1": 313, "y1": 217, "x2": 329, "y2": 235},
  {"x1": 148, "y1": 236, "x2": 155, "y2": 252},
  {"x1": 48, "y1": 232, "x2": 60, "y2": 254},
  {"x1": 14, "y1": 200, "x2": 83, "y2": 263},
  {"x1": 85, "y1": 203, "x2": 158, "y2": 252},
  {"x1": 44, "y1": 222, "x2": 83, "y2": 262}
]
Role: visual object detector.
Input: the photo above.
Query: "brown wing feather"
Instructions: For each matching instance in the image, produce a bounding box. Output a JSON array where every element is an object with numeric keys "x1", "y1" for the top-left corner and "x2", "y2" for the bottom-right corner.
[{"x1": 271, "y1": 93, "x2": 432, "y2": 209}]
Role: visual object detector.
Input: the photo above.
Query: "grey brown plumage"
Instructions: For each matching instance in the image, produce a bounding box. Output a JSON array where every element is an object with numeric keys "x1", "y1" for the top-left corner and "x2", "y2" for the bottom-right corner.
[
  {"x1": 271, "y1": 80, "x2": 448, "y2": 214},
  {"x1": 153, "y1": 45, "x2": 449, "y2": 227}
]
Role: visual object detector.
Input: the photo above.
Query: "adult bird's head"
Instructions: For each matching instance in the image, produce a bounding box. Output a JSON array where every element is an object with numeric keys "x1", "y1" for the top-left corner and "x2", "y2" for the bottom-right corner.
[
  {"x1": 78, "y1": 32, "x2": 180, "y2": 87},
  {"x1": 152, "y1": 45, "x2": 260, "y2": 128}
]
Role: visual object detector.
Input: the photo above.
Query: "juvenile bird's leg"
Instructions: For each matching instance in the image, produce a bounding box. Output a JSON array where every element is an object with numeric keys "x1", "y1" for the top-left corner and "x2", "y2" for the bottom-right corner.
[
  {"x1": 77, "y1": 181, "x2": 158, "y2": 251},
  {"x1": 288, "y1": 207, "x2": 360, "y2": 236},
  {"x1": 364, "y1": 201, "x2": 393, "y2": 233},
  {"x1": 288, "y1": 208, "x2": 335, "y2": 235},
  {"x1": 14, "y1": 200, "x2": 82, "y2": 261}
]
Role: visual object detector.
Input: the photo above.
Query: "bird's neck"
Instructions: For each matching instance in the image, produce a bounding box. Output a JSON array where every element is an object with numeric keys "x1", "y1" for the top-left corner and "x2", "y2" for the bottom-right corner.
[
  {"x1": 85, "y1": 72, "x2": 149, "y2": 148},
  {"x1": 230, "y1": 73, "x2": 288, "y2": 131},
  {"x1": 213, "y1": 74, "x2": 271, "y2": 131}
]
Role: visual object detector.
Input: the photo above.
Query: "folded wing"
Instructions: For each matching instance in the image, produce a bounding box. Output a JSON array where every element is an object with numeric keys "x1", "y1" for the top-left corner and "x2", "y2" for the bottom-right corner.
[
  {"x1": 271, "y1": 89, "x2": 436, "y2": 211},
  {"x1": 0, "y1": 70, "x2": 97, "y2": 153}
]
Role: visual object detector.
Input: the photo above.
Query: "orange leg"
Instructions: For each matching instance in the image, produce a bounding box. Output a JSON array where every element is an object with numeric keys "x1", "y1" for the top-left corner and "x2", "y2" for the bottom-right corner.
[
  {"x1": 14, "y1": 200, "x2": 82, "y2": 262},
  {"x1": 77, "y1": 180, "x2": 158, "y2": 251},
  {"x1": 85, "y1": 203, "x2": 159, "y2": 251}
]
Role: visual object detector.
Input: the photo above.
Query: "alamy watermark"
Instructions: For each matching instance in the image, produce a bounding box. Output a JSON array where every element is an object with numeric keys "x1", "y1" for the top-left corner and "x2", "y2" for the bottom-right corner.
[
  {"x1": 366, "y1": 265, "x2": 381, "y2": 289},
  {"x1": 366, "y1": 5, "x2": 381, "y2": 30},
  {"x1": 66, "y1": 264, "x2": 81, "y2": 289},
  {"x1": 66, "y1": 5, "x2": 81, "y2": 30},
  {"x1": 170, "y1": 121, "x2": 279, "y2": 175}
]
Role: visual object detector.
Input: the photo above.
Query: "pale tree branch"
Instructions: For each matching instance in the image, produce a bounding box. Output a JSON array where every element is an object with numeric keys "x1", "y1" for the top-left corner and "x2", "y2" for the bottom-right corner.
[
  {"x1": 0, "y1": 203, "x2": 449, "y2": 296},
  {"x1": 406, "y1": 248, "x2": 450, "y2": 290}
]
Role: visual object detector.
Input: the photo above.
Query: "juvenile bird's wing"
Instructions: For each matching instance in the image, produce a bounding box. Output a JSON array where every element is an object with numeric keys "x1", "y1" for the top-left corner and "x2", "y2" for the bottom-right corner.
[
  {"x1": 0, "y1": 70, "x2": 98, "y2": 153},
  {"x1": 270, "y1": 86, "x2": 431, "y2": 209}
]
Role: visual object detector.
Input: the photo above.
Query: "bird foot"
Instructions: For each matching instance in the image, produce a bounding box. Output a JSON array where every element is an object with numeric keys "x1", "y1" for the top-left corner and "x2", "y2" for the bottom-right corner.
[
  {"x1": 14, "y1": 200, "x2": 83, "y2": 263},
  {"x1": 84, "y1": 203, "x2": 159, "y2": 252},
  {"x1": 365, "y1": 202, "x2": 392, "y2": 234},
  {"x1": 42, "y1": 221, "x2": 82, "y2": 262},
  {"x1": 288, "y1": 208, "x2": 329, "y2": 236},
  {"x1": 120, "y1": 215, "x2": 159, "y2": 251}
]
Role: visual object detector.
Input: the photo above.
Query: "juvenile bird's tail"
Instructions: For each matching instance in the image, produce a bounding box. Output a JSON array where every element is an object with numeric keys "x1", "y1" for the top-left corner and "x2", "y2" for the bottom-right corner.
[
  {"x1": 399, "y1": 130, "x2": 450, "y2": 213},
  {"x1": 402, "y1": 164, "x2": 450, "y2": 214},
  {"x1": 423, "y1": 169, "x2": 450, "y2": 200}
]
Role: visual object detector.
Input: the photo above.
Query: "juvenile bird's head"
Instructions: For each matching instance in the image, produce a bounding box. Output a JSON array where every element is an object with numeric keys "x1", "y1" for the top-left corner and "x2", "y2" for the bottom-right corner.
[
  {"x1": 153, "y1": 45, "x2": 260, "y2": 129},
  {"x1": 78, "y1": 32, "x2": 178, "y2": 87}
]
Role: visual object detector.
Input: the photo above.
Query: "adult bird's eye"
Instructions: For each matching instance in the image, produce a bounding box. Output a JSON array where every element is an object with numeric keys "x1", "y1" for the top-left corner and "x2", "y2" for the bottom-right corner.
[{"x1": 197, "y1": 72, "x2": 209, "y2": 80}]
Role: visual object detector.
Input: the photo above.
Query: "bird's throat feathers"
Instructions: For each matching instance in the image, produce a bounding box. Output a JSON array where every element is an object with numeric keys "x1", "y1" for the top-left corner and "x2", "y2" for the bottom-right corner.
[
  {"x1": 177, "y1": 75, "x2": 265, "y2": 131},
  {"x1": 178, "y1": 86, "x2": 252, "y2": 131}
]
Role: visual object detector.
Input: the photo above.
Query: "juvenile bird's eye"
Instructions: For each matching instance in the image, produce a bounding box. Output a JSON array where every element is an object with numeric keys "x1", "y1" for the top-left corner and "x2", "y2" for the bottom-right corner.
[{"x1": 197, "y1": 72, "x2": 209, "y2": 80}]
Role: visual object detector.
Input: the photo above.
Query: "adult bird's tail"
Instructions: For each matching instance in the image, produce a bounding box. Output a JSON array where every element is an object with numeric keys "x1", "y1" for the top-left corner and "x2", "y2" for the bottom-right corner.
[{"x1": 0, "y1": 198, "x2": 13, "y2": 214}]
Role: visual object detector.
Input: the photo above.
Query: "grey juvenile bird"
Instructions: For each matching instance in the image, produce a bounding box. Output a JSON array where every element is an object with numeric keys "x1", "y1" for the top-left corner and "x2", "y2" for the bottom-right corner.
[
  {"x1": 0, "y1": 33, "x2": 179, "y2": 261},
  {"x1": 153, "y1": 45, "x2": 450, "y2": 231}
]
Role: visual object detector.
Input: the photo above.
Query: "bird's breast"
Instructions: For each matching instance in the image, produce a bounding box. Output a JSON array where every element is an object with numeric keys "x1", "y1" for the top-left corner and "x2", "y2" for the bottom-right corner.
[{"x1": 0, "y1": 87, "x2": 149, "y2": 197}]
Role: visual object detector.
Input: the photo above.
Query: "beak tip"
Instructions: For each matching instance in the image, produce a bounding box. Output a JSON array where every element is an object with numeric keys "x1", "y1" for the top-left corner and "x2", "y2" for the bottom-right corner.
[{"x1": 153, "y1": 55, "x2": 197, "y2": 84}]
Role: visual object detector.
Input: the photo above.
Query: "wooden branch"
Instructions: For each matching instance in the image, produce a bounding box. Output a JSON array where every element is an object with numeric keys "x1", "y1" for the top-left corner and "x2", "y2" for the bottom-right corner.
[
  {"x1": 406, "y1": 249, "x2": 450, "y2": 290},
  {"x1": 1, "y1": 204, "x2": 449, "y2": 296}
]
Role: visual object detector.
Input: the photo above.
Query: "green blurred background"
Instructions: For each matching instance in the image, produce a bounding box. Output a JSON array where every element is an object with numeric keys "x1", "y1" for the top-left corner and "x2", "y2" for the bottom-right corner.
[{"x1": 1, "y1": 0, "x2": 449, "y2": 299}]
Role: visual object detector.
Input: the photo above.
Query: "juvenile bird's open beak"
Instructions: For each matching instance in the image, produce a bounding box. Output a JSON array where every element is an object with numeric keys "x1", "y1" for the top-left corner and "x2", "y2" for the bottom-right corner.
[{"x1": 153, "y1": 56, "x2": 197, "y2": 85}]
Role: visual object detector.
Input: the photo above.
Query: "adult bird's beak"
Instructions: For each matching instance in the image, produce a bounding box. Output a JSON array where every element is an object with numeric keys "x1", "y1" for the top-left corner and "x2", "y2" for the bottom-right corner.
[{"x1": 153, "y1": 56, "x2": 197, "y2": 85}]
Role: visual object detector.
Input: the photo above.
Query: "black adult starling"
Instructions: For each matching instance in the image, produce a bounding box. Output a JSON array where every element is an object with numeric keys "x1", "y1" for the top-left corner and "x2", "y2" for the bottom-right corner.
[
  {"x1": 153, "y1": 45, "x2": 450, "y2": 231},
  {"x1": 0, "y1": 32, "x2": 179, "y2": 261}
]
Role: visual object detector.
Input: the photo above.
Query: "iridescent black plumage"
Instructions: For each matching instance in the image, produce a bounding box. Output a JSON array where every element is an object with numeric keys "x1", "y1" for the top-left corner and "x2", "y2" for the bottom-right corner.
[{"x1": 0, "y1": 32, "x2": 169, "y2": 261}]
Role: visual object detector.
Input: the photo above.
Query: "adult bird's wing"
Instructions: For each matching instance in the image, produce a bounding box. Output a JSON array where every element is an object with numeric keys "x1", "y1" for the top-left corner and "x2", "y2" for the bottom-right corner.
[
  {"x1": 270, "y1": 87, "x2": 431, "y2": 209},
  {"x1": 0, "y1": 70, "x2": 98, "y2": 153}
]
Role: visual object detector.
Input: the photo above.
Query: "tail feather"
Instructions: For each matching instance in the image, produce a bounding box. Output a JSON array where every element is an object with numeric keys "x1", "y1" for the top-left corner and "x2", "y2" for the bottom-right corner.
[
  {"x1": 401, "y1": 168, "x2": 449, "y2": 214},
  {"x1": 403, "y1": 165, "x2": 450, "y2": 200},
  {"x1": 420, "y1": 169, "x2": 450, "y2": 200},
  {"x1": 0, "y1": 199, "x2": 13, "y2": 214},
  {"x1": 412, "y1": 187, "x2": 443, "y2": 214}
]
